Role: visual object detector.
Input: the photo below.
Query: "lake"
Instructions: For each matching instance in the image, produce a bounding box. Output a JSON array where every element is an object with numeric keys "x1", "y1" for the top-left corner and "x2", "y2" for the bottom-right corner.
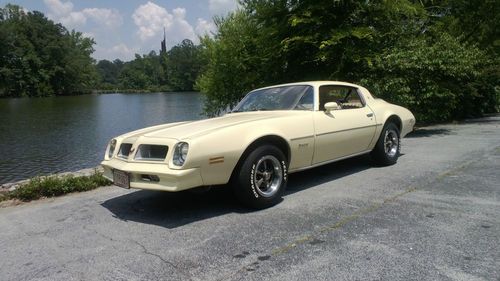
[{"x1": 0, "y1": 92, "x2": 204, "y2": 184}]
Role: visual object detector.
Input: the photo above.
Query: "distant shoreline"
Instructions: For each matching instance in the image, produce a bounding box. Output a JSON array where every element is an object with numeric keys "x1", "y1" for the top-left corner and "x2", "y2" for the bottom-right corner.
[
  {"x1": 92, "y1": 89, "x2": 200, "y2": 94},
  {"x1": 0, "y1": 91, "x2": 201, "y2": 99}
]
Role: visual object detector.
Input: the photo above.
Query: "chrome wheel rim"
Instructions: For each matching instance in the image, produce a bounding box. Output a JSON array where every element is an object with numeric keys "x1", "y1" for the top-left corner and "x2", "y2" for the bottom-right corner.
[
  {"x1": 253, "y1": 155, "x2": 282, "y2": 198},
  {"x1": 384, "y1": 129, "x2": 399, "y2": 157}
]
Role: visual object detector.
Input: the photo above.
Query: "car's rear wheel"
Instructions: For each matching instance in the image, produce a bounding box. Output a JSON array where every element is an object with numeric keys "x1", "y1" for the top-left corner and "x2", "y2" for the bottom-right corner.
[
  {"x1": 233, "y1": 145, "x2": 287, "y2": 209},
  {"x1": 371, "y1": 122, "x2": 400, "y2": 166}
]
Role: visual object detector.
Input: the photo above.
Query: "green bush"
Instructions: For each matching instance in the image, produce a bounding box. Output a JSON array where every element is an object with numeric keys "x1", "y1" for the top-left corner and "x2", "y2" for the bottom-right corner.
[
  {"x1": 360, "y1": 34, "x2": 499, "y2": 123},
  {"x1": 0, "y1": 4, "x2": 97, "y2": 97},
  {"x1": 196, "y1": 1, "x2": 499, "y2": 123},
  {"x1": 0, "y1": 193, "x2": 8, "y2": 202},
  {"x1": 5, "y1": 171, "x2": 112, "y2": 202}
]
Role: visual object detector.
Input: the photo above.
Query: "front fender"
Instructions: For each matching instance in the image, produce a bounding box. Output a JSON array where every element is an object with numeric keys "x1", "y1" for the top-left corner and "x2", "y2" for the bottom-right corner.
[{"x1": 184, "y1": 113, "x2": 314, "y2": 185}]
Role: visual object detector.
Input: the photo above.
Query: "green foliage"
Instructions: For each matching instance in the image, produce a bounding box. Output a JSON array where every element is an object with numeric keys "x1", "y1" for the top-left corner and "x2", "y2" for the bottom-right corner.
[
  {"x1": 95, "y1": 59, "x2": 124, "y2": 89},
  {"x1": 95, "y1": 39, "x2": 203, "y2": 92},
  {"x1": 0, "y1": 4, "x2": 97, "y2": 97},
  {"x1": 0, "y1": 192, "x2": 8, "y2": 202},
  {"x1": 361, "y1": 34, "x2": 497, "y2": 123},
  {"x1": 423, "y1": 0, "x2": 500, "y2": 55},
  {"x1": 118, "y1": 51, "x2": 168, "y2": 92},
  {"x1": 5, "y1": 171, "x2": 112, "y2": 202},
  {"x1": 195, "y1": 11, "x2": 287, "y2": 116},
  {"x1": 196, "y1": 0, "x2": 499, "y2": 122},
  {"x1": 167, "y1": 39, "x2": 204, "y2": 91}
]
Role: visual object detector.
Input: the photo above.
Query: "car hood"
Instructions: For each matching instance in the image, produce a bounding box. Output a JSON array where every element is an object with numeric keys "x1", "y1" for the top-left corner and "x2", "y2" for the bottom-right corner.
[{"x1": 121, "y1": 111, "x2": 308, "y2": 140}]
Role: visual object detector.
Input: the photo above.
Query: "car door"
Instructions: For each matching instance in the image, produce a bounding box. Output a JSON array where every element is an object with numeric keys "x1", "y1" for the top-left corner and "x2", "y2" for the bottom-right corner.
[{"x1": 312, "y1": 85, "x2": 376, "y2": 164}]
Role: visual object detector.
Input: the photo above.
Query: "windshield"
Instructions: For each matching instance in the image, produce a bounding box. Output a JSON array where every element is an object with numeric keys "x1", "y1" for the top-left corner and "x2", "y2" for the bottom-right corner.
[{"x1": 232, "y1": 85, "x2": 313, "y2": 112}]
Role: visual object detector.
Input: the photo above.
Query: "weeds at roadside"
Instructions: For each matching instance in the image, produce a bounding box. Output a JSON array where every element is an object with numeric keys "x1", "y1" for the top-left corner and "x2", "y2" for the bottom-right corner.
[{"x1": 0, "y1": 170, "x2": 112, "y2": 203}]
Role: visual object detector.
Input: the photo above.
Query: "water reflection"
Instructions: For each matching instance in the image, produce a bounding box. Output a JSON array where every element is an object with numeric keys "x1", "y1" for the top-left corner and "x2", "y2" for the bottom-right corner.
[{"x1": 0, "y1": 92, "x2": 204, "y2": 184}]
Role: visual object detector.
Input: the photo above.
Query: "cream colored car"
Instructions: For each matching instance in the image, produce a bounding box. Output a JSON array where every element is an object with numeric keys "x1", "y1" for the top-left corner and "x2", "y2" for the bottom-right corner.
[{"x1": 101, "y1": 81, "x2": 415, "y2": 208}]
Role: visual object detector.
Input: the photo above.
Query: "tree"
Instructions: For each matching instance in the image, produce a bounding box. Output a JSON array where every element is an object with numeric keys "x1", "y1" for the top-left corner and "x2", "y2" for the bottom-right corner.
[
  {"x1": 95, "y1": 40, "x2": 204, "y2": 92},
  {"x1": 196, "y1": 11, "x2": 285, "y2": 116},
  {"x1": 117, "y1": 51, "x2": 166, "y2": 91},
  {"x1": 361, "y1": 34, "x2": 496, "y2": 122},
  {"x1": 167, "y1": 39, "x2": 203, "y2": 91},
  {"x1": 196, "y1": 0, "x2": 499, "y2": 122},
  {"x1": 96, "y1": 59, "x2": 123, "y2": 87},
  {"x1": 0, "y1": 4, "x2": 97, "y2": 97},
  {"x1": 420, "y1": 0, "x2": 500, "y2": 55}
]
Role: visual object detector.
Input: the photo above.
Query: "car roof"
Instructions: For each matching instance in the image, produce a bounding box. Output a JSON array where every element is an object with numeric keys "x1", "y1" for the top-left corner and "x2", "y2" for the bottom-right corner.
[{"x1": 252, "y1": 81, "x2": 362, "y2": 91}]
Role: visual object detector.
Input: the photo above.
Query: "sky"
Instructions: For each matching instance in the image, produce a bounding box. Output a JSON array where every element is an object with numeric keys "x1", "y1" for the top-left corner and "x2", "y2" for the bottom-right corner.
[{"x1": 0, "y1": 0, "x2": 239, "y2": 61}]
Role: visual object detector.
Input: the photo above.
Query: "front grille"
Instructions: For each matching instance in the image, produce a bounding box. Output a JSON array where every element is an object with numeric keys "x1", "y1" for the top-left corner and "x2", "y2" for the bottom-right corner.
[
  {"x1": 135, "y1": 145, "x2": 168, "y2": 161},
  {"x1": 117, "y1": 143, "x2": 133, "y2": 159}
]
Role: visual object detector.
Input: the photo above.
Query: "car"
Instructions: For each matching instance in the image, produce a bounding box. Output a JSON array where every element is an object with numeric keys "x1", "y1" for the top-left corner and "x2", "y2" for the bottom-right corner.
[{"x1": 101, "y1": 81, "x2": 415, "y2": 208}]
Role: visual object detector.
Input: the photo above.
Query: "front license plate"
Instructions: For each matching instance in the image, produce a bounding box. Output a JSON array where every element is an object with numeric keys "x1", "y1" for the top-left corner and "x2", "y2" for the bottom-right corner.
[{"x1": 113, "y1": 169, "x2": 130, "y2": 189}]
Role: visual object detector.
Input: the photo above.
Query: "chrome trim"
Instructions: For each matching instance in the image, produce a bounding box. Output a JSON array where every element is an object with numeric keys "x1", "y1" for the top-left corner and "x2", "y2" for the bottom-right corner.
[
  {"x1": 315, "y1": 124, "x2": 377, "y2": 137},
  {"x1": 253, "y1": 155, "x2": 283, "y2": 198},
  {"x1": 288, "y1": 150, "x2": 371, "y2": 174},
  {"x1": 290, "y1": 135, "x2": 314, "y2": 141},
  {"x1": 384, "y1": 129, "x2": 399, "y2": 157}
]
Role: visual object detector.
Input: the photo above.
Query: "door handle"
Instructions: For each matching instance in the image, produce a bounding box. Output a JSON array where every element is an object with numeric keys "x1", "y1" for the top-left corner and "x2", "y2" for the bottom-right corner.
[{"x1": 366, "y1": 113, "x2": 373, "y2": 117}]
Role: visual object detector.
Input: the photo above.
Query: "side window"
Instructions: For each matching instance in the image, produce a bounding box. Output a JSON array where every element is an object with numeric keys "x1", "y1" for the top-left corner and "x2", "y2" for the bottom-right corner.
[
  {"x1": 319, "y1": 85, "x2": 364, "y2": 110},
  {"x1": 294, "y1": 87, "x2": 314, "y2": 110},
  {"x1": 343, "y1": 89, "x2": 364, "y2": 109}
]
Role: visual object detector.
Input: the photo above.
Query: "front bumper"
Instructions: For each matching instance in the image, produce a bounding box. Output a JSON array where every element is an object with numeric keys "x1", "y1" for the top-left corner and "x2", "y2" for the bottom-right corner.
[{"x1": 101, "y1": 158, "x2": 203, "y2": 192}]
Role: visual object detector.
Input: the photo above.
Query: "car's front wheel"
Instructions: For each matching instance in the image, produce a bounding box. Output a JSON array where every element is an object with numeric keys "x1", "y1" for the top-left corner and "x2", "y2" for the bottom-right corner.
[
  {"x1": 371, "y1": 122, "x2": 401, "y2": 166},
  {"x1": 233, "y1": 145, "x2": 287, "y2": 209}
]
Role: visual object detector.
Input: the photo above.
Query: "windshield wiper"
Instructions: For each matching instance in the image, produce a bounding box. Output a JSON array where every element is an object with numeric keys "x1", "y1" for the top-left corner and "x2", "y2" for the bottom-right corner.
[{"x1": 231, "y1": 108, "x2": 271, "y2": 113}]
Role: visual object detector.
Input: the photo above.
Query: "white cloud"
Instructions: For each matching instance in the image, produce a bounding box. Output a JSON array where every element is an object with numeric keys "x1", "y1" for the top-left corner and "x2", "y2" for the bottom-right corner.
[
  {"x1": 59, "y1": 11, "x2": 86, "y2": 27},
  {"x1": 208, "y1": 0, "x2": 238, "y2": 15},
  {"x1": 44, "y1": 0, "x2": 73, "y2": 17},
  {"x1": 43, "y1": 0, "x2": 122, "y2": 29},
  {"x1": 82, "y1": 8, "x2": 123, "y2": 28},
  {"x1": 132, "y1": 2, "x2": 173, "y2": 42},
  {"x1": 169, "y1": 7, "x2": 196, "y2": 42},
  {"x1": 112, "y1": 43, "x2": 132, "y2": 53},
  {"x1": 132, "y1": 2, "x2": 196, "y2": 46},
  {"x1": 41, "y1": 0, "x2": 225, "y2": 61},
  {"x1": 195, "y1": 18, "x2": 216, "y2": 36},
  {"x1": 81, "y1": 31, "x2": 95, "y2": 39},
  {"x1": 43, "y1": 0, "x2": 128, "y2": 61},
  {"x1": 94, "y1": 44, "x2": 137, "y2": 61},
  {"x1": 110, "y1": 44, "x2": 136, "y2": 59}
]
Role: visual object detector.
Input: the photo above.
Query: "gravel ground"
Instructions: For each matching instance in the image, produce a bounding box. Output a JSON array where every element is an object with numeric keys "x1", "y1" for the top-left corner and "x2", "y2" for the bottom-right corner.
[{"x1": 0, "y1": 116, "x2": 499, "y2": 281}]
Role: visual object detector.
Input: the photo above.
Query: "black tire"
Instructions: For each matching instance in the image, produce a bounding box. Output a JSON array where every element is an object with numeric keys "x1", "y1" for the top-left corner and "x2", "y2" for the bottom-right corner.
[
  {"x1": 371, "y1": 122, "x2": 401, "y2": 166},
  {"x1": 232, "y1": 145, "x2": 288, "y2": 209}
]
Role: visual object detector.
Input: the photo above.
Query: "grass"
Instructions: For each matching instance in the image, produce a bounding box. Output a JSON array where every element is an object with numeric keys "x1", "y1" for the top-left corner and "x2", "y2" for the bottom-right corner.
[{"x1": 0, "y1": 170, "x2": 112, "y2": 203}]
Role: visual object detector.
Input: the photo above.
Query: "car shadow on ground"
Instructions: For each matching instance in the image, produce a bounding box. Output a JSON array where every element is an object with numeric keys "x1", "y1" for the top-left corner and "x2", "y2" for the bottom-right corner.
[{"x1": 101, "y1": 154, "x2": 374, "y2": 229}]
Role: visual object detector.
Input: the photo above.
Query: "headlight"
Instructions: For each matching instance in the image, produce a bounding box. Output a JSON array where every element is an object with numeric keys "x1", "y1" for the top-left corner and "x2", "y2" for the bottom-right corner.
[
  {"x1": 108, "y1": 139, "x2": 117, "y2": 158},
  {"x1": 173, "y1": 142, "x2": 189, "y2": 166}
]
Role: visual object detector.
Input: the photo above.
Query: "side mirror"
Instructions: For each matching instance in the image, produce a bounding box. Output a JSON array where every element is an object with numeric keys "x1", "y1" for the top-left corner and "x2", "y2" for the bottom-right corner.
[{"x1": 324, "y1": 102, "x2": 341, "y2": 112}]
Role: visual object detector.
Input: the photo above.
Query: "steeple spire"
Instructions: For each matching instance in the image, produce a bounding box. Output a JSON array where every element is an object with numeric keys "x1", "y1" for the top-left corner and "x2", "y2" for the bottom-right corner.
[{"x1": 160, "y1": 27, "x2": 167, "y2": 54}]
